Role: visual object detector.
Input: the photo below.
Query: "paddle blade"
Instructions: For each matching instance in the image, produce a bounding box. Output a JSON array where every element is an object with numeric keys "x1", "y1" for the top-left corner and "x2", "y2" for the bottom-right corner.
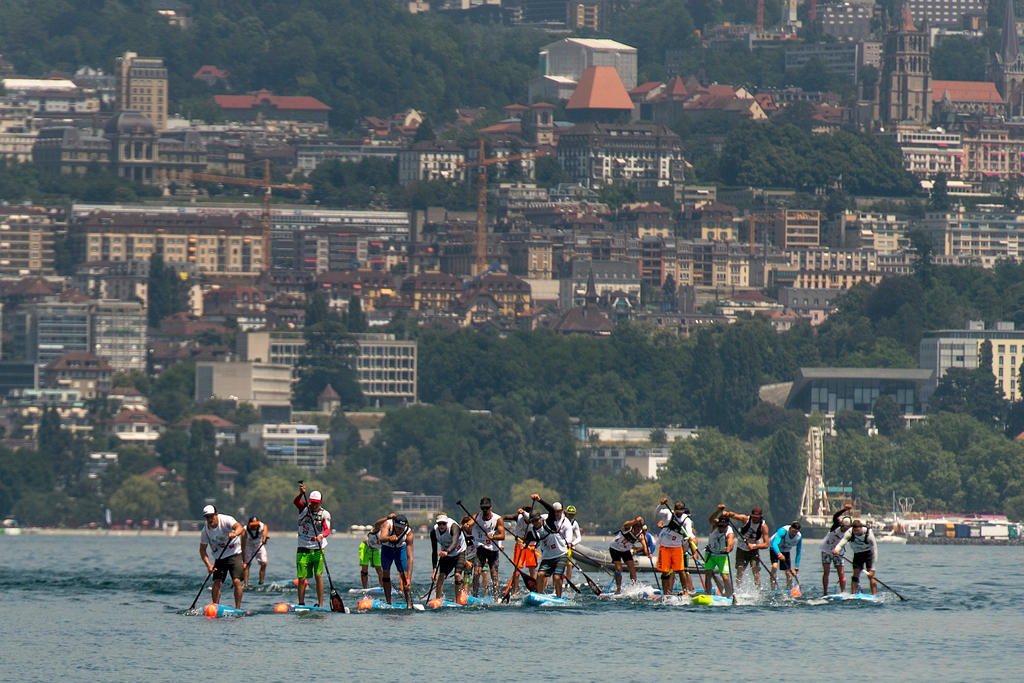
[
  {"x1": 584, "y1": 576, "x2": 602, "y2": 596},
  {"x1": 330, "y1": 590, "x2": 345, "y2": 613},
  {"x1": 790, "y1": 581, "x2": 801, "y2": 598},
  {"x1": 523, "y1": 573, "x2": 537, "y2": 592}
]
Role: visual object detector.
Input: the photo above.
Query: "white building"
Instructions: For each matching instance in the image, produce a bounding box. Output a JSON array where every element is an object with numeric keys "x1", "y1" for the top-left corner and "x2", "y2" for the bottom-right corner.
[
  {"x1": 242, "y1": 423, "x2": 329, "y2": 472},
  {"x1": 530, "y1": 38, "x2": 638, "y2": 103},
  {"x1": 90, "y1": 299, "x2": 147, "y2": 373},
  {"x1": 397, "y1": 141, "x2": 466, "y2": 186},
  {"x1": 921, "y1": 208, "x2": 1024, "y2": 267},
  {"x1": 352, "y1": 333, "x2": 418, "y2": 407}
]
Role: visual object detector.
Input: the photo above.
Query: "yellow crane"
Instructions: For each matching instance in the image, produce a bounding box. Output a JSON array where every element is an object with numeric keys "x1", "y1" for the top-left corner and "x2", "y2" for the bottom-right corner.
[
  {"x1": 187, "y1": 160, "x2": 312, "y2": 273},
  {"x1": 459, "y1": 139, "x2": 548, "y2": 275}
]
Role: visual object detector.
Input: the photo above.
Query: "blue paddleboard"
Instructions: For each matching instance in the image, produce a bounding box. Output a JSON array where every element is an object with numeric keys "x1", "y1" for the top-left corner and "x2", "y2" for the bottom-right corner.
[
  {"x1": 203, "y1": 603, "x2": 253, "y2": 617},
  {"x1": 524, "y1": 591, "x2": 572, "y2": 607},
  {"x1": 823, "y1": 592, "x2": 880, "y2": 602},
  {"x1": 272, "y1": 602, "x2": 337, "y2": 613}
]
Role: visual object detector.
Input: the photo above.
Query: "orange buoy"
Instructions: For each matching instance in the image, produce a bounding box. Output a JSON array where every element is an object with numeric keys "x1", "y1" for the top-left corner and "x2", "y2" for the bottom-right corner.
[
  {"x1": 428, "y1": 598, "x2": 443, "y2": 608},
  {"x1": 273, "y1": 602, "x2": 290, "y2": 613},
  {"x1": 456, "y1": 593, "x2": 468, "y2": 605},
  {"x1": 204, "y1": 603, "x2": 219, "y2": 618},
  {"x1": 357, "y1": 597, "x2": 373, "y2": 610}
]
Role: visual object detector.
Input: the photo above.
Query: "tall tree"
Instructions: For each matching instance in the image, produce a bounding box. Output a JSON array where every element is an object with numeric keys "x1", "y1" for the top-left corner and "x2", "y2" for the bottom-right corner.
[
  {"x1": 764, "y1": 429, "x2": 804, "y2": 525},
  {"x1": 147, "y1": 254, "x2": 187, "y2": 327},
  {"x1": 185, "y1": 420, "x2": 217, "y2": 515}
]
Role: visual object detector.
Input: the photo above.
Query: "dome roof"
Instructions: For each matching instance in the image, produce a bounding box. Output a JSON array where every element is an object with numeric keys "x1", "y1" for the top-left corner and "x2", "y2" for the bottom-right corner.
[{"x1": 104, "y1": 111, "x2": 156, "y2": 136}]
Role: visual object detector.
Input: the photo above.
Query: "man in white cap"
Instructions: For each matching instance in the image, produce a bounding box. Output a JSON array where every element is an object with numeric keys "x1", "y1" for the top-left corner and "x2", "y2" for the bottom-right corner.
[
  {"x1": 525, "y1": 494, "x2": 574, "y2": 597},
  {"x1": 198, "y1": 504, "x2": 245, "y2": 608},
  {"x1": 293, "y1": 483, "x2": 331, "y2": 607},
  {"x1": 430, "y1": 513, "x2": 467, "y2": 602}
]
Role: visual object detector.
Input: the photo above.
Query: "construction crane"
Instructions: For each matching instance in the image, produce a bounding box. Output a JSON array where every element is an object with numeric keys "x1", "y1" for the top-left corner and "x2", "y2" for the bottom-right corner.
[
  {"x1": 459, "y1": 139, "x2": 548, "y2": 275},
  {"x1": 187, "y1": 159, "x2": 312, "y2": 273}
]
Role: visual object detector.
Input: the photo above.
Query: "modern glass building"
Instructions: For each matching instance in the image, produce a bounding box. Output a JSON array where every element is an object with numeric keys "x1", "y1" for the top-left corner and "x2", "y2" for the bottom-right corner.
[{"x1": 785, "y1": 367, "x2": 935, "y2": 415}]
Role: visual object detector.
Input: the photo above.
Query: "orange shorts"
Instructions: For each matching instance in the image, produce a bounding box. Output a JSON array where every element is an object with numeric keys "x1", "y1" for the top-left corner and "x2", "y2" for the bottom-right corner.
[
  {"x1": 513, "y1": 543, "x2": 538, "y2": 568},
  {"x1": 656, "y1": 545, "x2": 685, "y2": 573}
]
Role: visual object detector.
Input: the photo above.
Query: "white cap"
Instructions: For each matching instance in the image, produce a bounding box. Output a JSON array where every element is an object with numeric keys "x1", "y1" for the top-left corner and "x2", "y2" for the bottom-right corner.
[
  {"x1": 202, "y1": 505, "x2": 216, "y2": 516},
  {"x1": 436, "y1": 512, "x2": 448, "y2": 522},
  {"x1": 309, "y1": 490, "x2": 322, "y2": 502},
  {"x1": 552, "y1": 502, "x2": 563, "y2": 511}
]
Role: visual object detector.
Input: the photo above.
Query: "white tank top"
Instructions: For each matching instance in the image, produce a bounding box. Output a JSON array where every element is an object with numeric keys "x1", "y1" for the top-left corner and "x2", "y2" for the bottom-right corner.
[
  {"x1": 473, "y1": 512, "x2": 500, "y2": 550},
  {"x1": 433, "y1": 519, "x2": 467, "y2": 554}
]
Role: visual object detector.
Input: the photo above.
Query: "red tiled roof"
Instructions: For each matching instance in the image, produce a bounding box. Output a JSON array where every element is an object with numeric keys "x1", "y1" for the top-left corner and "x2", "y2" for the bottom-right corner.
[
  {"x1": 215, "y1": 89, "x2": 330, "y2": 112},
  {"x1": 175, "y1": 414, "x2": 238, "y2": 429},
  {"x1": 630, "y1": 81, "x2": 663, "y2": 95},
  {"x1": 110, "y1": 408, "x2": 166, "y2": 425},
  {"x1": 566, "y1": 66, "x2": 634, "y2": 111},
  {"x1": 479, "y1": 121, "x2": 522, "y2": 135},
  {"x1": 931, "y1": 80, "x2": 1003, "y2": 104},
  {"x1": 194, "y1": 65, "x2": 230, "y2": 80}
]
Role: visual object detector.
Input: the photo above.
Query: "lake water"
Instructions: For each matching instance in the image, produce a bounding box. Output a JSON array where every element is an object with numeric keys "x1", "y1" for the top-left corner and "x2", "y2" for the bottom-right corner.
[{"x1": 1, "y1": 533, "x2": 1021, "y2": 682}]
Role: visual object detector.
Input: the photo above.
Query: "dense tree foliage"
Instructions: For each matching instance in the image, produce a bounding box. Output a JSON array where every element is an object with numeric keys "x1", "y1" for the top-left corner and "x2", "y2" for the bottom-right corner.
[
  {"x1": 718, "y1": 122, "x2": 917, "y2": 195},
  {"x1": 0, "y1": 1, "x2": 548, "y2": 129}
]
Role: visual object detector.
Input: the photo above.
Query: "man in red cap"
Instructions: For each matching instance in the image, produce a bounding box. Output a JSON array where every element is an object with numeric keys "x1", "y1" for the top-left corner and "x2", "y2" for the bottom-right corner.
[
  {"x1": 294, "y1": 483, "x2": 331, "y2": 607},
  {"x1": 729, "y1": 506, "x2": 770, "y2": 589}
]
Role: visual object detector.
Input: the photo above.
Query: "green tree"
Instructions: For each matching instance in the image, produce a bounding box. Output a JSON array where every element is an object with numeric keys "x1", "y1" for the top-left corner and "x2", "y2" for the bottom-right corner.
[
  {"x1": 872, "y1": 395, "x2": 904, "y2": 438},
  {"x1": 764, "y1": 430, "x2": 804, "y2": 525},
  {"x1": 147, "y1": 254, "x2": 187, "y2": 327},
  {"x1": 185, "y1": 420, "x2": 217, "y2": 515},
  {"x1": 109, "y1": 475, "x2": 163, "y2": 522},
  {"x1": 293, "y1": 321, "x2": 363, "y2": 410},
  {"x1": 509, "y1": 478, "x2": 560, "y2": 508}
]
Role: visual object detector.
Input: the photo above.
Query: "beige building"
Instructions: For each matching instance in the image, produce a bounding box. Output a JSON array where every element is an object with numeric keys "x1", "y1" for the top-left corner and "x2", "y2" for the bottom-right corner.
[
  {"x1": 72, "y1": 209, "x2": 264, "y2": 275},
  {"x1": 116, "y1": 51, "x2": 168, "y2": 131},
  {"x1": 194, "y1": 361, "x2": 292, "y2": 414},
  {"x1": 772, "y1": 209, "x2": 821, "y2": 249},
  {"x1": 0, "y1": 210, "x2": 56, "y2": 275}
]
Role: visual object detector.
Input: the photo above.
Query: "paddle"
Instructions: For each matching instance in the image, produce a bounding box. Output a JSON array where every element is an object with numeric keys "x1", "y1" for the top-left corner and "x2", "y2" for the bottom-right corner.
[
  {"x1": 788, "y1": 567, "x2": 802, "y2": 598},
  {"x1": 421, "y1": 565, "x2": 439, "y2": 600},
  {"x1": 188, "y1": 530, "x2": 235, "y2": 613},
  {"x1": 726, "y1": 546, "x2": 737, "y2": 605},
  {"x1": 243, "y1": 539, "x2": 266, "y2": 571},
  {"x1": 567, "y1": 556, "x2": 603, "y2": 596},
  {"x1": 455, "y1": 500, "x2": 536, "y2": 600},
  {"x1": 298, "y1": 482, "x2": 345, "y2": 613},
  {"x1": 839, "y1": 555, "x2": 907, "y2": 601}
]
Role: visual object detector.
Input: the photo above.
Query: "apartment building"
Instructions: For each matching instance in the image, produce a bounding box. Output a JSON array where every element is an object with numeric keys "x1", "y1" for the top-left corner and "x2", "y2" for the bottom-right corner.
[
  {"x1": 920, "y1": 320, "x2": 1024, "y2": 399},
  {"x1": 352, "y1": 333, "x2": 417, "y2": 407},
  {"x1": 242, "y1": 423, "x2": 329, "y2": 472},
  {"x1": 556, "y1": 123, "x2": 684, "y2": 189},
  {"x1": 71, "y1": 210, "x2": 264, "y2": 275},
  {"x1": 116, "y1": 51, "x2": 168, "y2": 131},
  {"x1": 921, "y1": 208, "x2": 1024, "y2": 266},
  {"x1": 90, "y1": 300, "x2": 147, "y2": 373},
  {"x1": 0, "y1": 210, "x2": 56, "y2": 275}
]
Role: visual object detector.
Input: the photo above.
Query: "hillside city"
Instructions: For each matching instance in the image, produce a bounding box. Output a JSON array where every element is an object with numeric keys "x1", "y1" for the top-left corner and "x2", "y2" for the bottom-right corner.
[{"x1": 3, "y1": 0, "x2": 1024, "y2": 534}]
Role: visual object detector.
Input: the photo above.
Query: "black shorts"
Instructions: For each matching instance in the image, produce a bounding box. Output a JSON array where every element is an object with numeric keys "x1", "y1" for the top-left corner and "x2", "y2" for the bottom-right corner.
[
  {"x1": 609, "y1": 547, "x2": 634, "y2": 564},
  {"x1": 438, "y1": 551, "x2": 467, "y2": 576},
  {"x1": 213, "y1": 553, "x2": 244, "y2": 583},
  {"x1": 735, "y1": 548, "x2": 761, "y2": 569},
  {"x1": 475, "y1": 546, "x2": 499, "y2": 569},
  {"x1": 770, "y1": 549, "x2": 793, "y2": 571},
  {"x1": 852, "y1": 550, "x2": 874, "y2": 571}
]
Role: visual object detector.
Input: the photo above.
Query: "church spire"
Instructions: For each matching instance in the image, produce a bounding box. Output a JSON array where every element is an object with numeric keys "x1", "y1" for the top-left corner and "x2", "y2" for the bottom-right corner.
[{"x1": 1002, "y1": 0, "x2": 1021, "y2": 65}]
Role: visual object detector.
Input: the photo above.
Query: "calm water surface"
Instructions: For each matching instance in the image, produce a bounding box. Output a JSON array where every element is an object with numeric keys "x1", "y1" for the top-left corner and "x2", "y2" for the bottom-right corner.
[{"x1": 1, "y1": 533, "x2": 1021, "y2": 682}]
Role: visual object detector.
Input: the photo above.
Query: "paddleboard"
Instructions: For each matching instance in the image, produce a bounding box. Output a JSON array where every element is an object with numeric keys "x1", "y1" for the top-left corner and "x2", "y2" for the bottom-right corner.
[
  {"x1": 272, "y1": 602, "x2": 337, "y2": 613},
  {"x1": 823, "y1": 592, "x2": 881, "y2": 602},
  {"x1": 523, "y1": 591, "x2": 572, "y2": 607},
  {"x1": 203, "y1": 603, "x2": 253, "y2": 618},
  {"x1": 690, "y1": 594, "x2": 733, "y2": 606},
  {"x1": 426, "y1": 594, "x2": 495, "y2": 608},
  {"x1": 355, "y1": 597, "x2": 425, "y2": 611},
  {"x1": 347, "y1": 587, "x2": 384, "y2": 595}
]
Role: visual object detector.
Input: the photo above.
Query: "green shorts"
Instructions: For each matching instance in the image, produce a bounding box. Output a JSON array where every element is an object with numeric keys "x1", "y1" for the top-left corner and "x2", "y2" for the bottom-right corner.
[
  {"x1": 296, "y1": 549, "x2": 324, "y2": 578},
  {"x1": 359, "y1": 542, "x2": 381, "y2": 567},
  {"x1": 705, "y1": 554, "x2": 730, "y2": 575}
]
